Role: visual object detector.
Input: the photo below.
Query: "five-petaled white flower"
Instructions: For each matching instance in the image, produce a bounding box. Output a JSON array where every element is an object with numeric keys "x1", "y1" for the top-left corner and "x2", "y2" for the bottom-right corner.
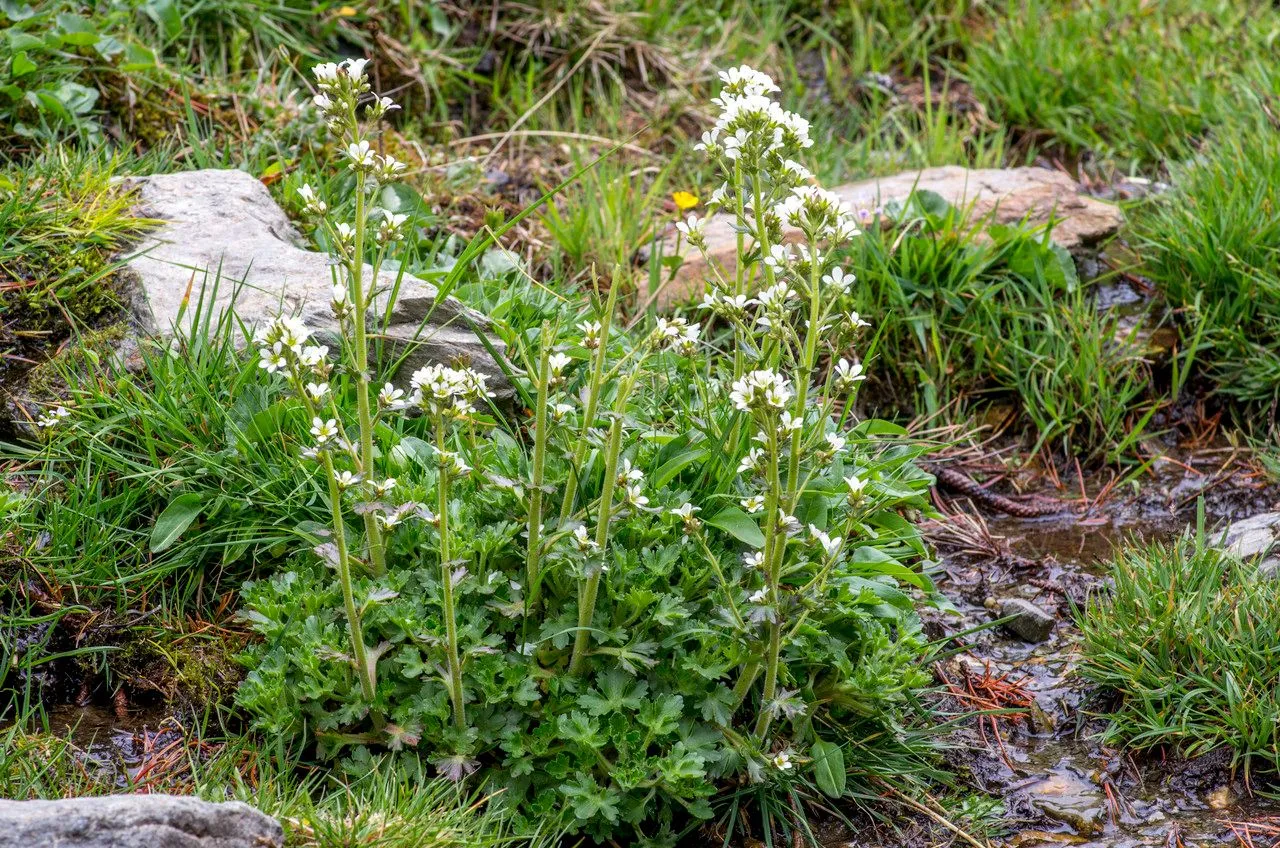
[
  {"x1": 741, "y1": 494, "x2": 765, "y2": 513},
  {"x1": 378, "y1": 383, "x2": 405, "y2": 407},
  {"x1": 305, "y1": 382, "x2": 329, "y2": 401},
  {"x1": 742, "y1": 551, "x2": 764, "y2": 569},
  {"x1": 770, "y1": 751, "x2": 793, "y2": 770},
  {"x1": 310, "y1": 417, "x2": 338, "y2": 443},
  {"x1": 333, "y1": 469, "x2": 362, "y2": 490},
  {"x1": 749, "y1": 588, "x2": 769, "y2": 604},
  {"x1": 572, "y1": 525, "x2": 599, "y2": 553}
]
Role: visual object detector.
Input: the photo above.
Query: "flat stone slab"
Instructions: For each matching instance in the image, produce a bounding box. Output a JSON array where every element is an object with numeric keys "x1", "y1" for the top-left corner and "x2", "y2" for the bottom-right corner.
[
  {"x1": 655, "y1": 166, "x2": 1123, "y2": 307},
  {"x1": 120, "y1": 169, "x2": 507, "y2": 392},
  {"x1": 0, "y1": 794, "x2": 283, "y2": 848},
  {"x1": 1217, "y1": 511, "x2": 1280, "y2": 560}
]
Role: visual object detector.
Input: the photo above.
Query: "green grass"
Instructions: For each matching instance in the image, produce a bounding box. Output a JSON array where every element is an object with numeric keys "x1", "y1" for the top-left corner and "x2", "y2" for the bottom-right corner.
[
  {"x1": 1076, "y1": 526, "x2": 1280, "y2": 783},
  {"x1": 1130, "y1": 114, "x2": 1280, "y2": 418},
  {"x1": 0, "y1": 150, "x2": 152, "y2": 377},
  {"x1": 842, "y1": 191, "x2": 1154, "y2": 460},
  {"x1": 967, "y1": 0, "x2": 1280, "y2": 168},
  {"x1": 0, "y1": 708, "x2": 551, "y2": 848}
]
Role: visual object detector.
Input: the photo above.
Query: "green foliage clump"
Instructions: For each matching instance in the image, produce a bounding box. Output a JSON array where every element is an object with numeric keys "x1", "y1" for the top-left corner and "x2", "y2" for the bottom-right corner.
[
  {"x1": 1131, "y1": 116, "x2": 1280, "y2": 418},
  {"x1": 232, "y1": 61, "x2": 942, "y2": 843},
  {"x1": 845, "y1": 192, "x2": 1151, "y2": 460},
  {"x1": 1077, "y1": 529, "x2": 1280, "y2": 782}
]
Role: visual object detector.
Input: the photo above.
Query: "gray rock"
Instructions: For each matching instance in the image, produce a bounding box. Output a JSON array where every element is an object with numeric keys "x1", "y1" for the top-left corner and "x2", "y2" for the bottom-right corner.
[
  {"x1": 118, "y1": 169, "x2": 508, "y2": 394},
  {"x1": 1025, "y1": 769, "x2": 1106, "y2": 837},
  {"x1": 0, "y1": 794, "x2": 282, "y2": 848},
  {"x1": 997, "y1": 597, "x2": 1055, "y2": 643},
  {"x1": 1219, "y1": 511, "x2": 1280, "y2": 560},
  {"x1": 654, "y1": 165, "x2": 1123, "y2": 306}
]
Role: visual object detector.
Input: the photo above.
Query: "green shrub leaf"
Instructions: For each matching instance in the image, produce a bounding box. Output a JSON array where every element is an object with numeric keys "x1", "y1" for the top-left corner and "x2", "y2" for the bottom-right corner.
[
  {"x1": 150, "y1": 492, "x2": 203, "y2": 553},
  {"x1": 810, "y1": 740, "x2": 846, "y2": 798}
]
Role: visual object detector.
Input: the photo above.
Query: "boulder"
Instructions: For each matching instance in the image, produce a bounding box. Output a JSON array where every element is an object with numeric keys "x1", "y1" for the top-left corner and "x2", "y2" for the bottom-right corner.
[
  {"x1": 653, "y1": 166, "x2": 1123, "y2": 307},
  {"x1": 1218, "y1": 511, "x2": 1280, "y2": 560},
  {"x1": 119, "y1": 169, "x2": 508, "y2": 393},
  {"x1": 0, "y1": 794, "x2": 283, "y2": 848},
  {"x1": 997, "y1": 597, "x2": 1056, "y2": 643}
]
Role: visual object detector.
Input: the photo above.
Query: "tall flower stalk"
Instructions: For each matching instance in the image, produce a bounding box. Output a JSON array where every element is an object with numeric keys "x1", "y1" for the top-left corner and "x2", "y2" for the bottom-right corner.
[{"x1": 255, "y1": 59, "x2": 492, "y2": 734}]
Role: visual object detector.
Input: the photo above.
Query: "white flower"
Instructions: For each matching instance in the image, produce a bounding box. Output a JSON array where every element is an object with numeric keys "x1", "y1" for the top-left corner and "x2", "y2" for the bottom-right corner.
[
  {"x1": 718, "y1": 65, "x2": 780, "y2": 97},
  {"x1": 298, "y1": 182, "x2": 328, "y2": 215},
  {"x1": 675, "y1": 214, "x2": 704, "y2": 244},
  {"x1": 258, "y1": 346, "x2": 287, "y2": 374},
  {"x1": 373, "y1": 478, "x2": 397, "y2": 496},
  {"x1": 305, "y1": 381, "x2": 329, "y2": 401},
  {"x1": 550, "y1": 402, "x2": 574, "y2": 421},
  {"x1": 331, "y1": 282, "x2": 348, "y2": 305},
  {"x1": 578, "y1": 320, "x2": 602, "y2": 350},
  {"x1": 299, "y1": 345, "x2": 329, "y2": 368},
  {"x1": 36, "y1": 406, "x2": 71, "y2": 428},
  {"x1": 778, "y1": 412, "x2": 802, "y2": 434},
  {"x1": 844, "y1": 474, "x2": 867, "y2": 499},
  {"x1": 825, "y1": 432, "x2": 846, "y2": 453},
  {"x1": 346, "y1": 140, "x2": 375, "y2": 170},
  {"x1": 809, "y1": 524, "x2": 842, "y2": 557},
  {"x1": 671, "y1": 503, "x2": 702, "y2": 534},
  {"x1": 312, "y1": 62, "x2": 340, "y2": 85},
  {"x1": 617, "y1": 459, "x2": 644, "y2": 485},
  {"x1": 749, "y1": 588, "x2": 769, "y2": 604},
  {"x1": 378, "y1": 383, "x2": 405, "y2": 407},
  {"x1": 823, "y1": 267, "x2": 855, "y2": 294},
  {"x1": 340, "y1": 57, "x2": 369, "y2": 80},
  {"x1": 845, "y1": 311, "x2": 871, "y2": 331},
  {"x1": 625, "y1": 483, "x2": 649, "y2": 508},
  {"x1": 572, "y1": 524, "x2": 599, "y2": 553},
  {"x1": 737, "y1": 447, "x2": 764, "y2": 475},
  {"x1": 547, "y1": 352, "x2": 572, "y2": 383},
  {"x1": 333, "y1": 469, "x2": 361, "y2": 489},
  {"x1": 310, "y1": 417, "x2": 338, "y2": 443},
  {"x1": 333, "y1": 222, "x2": 355, "y2": 245},
  {"x1": 730, "y1": 369, "x2": 792, "y2": 413},
  {"x1": 834, "y1": 358, "x2": 866, "y2": 390},
  {"x1": 770, "y1": 751, "x2": 793, "y2": 770},
  {"x1": 742, "y1": 551, "x2": 765, "y2": 569},
  {"x1": 656, "y1": 316, "x2": 687, "y2": 339},
  {"x1": 741, "y1": 495, "x2": 765, "y2": 513},
  {"x1": 778, "y1": 510, "x2": 801, "y2": 535}
]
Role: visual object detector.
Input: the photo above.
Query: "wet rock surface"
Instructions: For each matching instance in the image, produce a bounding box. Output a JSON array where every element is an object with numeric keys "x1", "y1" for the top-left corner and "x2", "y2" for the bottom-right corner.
[
  {"x1": 994, "y1": 597, "x2": 1056, "y2": 643},
  {"x1": 1216, "y1": 510, "x2": 1280, "y2": 559},
  {"x1": 655, "y1": 166, "x2": 1123, "y2": 306},
  {"x1": 927, "y1": 460, "x2": 1280, "y2": 847},
  {"x1": 119, "y1": 169, "x2": 508, "y2": 393},
  {"x1": 0, "y1": 794, "x2": 283, "y2": 848}
]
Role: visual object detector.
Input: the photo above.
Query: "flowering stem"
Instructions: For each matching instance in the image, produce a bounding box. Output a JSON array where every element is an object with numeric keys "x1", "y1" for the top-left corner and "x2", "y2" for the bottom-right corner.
[
  {"x1": 526, "y1": 323, "x2": 552, "y2": 614},
  {"x1": 754, "y1": 423, "x2": 785, "y2": 740},
  {"x1": 568, "y1": 369, "x2": 636, "y2": 675},
  {"x1": 784, "y1": 248, "x2": 823, "y2": 512},
  {"x1": 558, "y1": 276, "x2": 619, "y2": 524},
  {"x1": 434, "y1": 414, "x2": 466, "y2": 730},
  {"x1": 320, "y1": 451, "x2": 377, "y2": 705},
  {"x1": 349, "y1": 126, "x2": 386, "y2": 579}
]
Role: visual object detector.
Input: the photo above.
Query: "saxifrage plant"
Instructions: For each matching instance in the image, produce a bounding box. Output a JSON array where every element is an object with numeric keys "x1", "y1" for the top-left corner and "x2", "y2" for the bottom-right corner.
[{"x1": 236, "y1": 59, "x2": 939, "y2": 843}]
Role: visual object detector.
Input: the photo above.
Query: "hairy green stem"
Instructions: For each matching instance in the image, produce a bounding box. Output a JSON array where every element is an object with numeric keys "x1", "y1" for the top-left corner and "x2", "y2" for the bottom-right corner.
[
  {"x1": 348, "y1": 119, "x2": 386, "y2": 578},
  {"x1": 558, "y1": 277, "x2": 620, "y2": 524},
  {"x1": 435, "y1": 415, "x2": 466, "y2": 730},
  {"x1": 526, "y1": 323, "x2": 553, "y2": 614},
  {"x1": 568, "y1": 368, "x2": 637, "y2": 675},
  {"x1": 321, "y1": 452, "x2": 377, "y2": 705}
]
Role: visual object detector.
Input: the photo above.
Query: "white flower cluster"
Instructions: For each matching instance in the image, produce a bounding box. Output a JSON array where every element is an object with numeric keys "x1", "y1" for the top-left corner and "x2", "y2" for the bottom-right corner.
[
  {"x1": 730, "y1": 369, "x2": 793, "y2": 413},
  {"x1": 409, "y1": 363, "x2": 494, "y2": 418},
  {"x1": 254, "y1": 316, "x2": 331, "y2": 384}
]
